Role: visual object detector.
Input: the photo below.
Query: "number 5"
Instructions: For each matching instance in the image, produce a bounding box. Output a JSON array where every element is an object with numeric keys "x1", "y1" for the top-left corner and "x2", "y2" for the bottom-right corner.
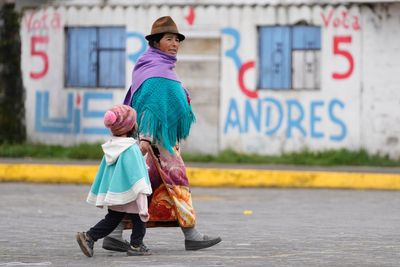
[
  {"x1": 30, "y1": 36, "x2": 49, "y2": 79},
  {"x1": 332, "y1": 36, "x2": 354, "y2": 80}
]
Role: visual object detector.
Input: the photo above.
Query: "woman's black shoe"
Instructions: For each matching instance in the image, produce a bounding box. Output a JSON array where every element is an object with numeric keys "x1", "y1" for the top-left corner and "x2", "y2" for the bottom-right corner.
[
  {"x1": 185, "y1": 235, "x2": 222, "y2": 251},
  {"x1": 102, "y1": 236, "x2": 131, "y2": 252}
]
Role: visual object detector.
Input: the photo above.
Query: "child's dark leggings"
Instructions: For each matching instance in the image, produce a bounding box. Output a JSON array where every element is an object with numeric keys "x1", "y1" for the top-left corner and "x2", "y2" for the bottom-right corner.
[{"x1": 87, "y1": 209, "x2": 145, "y2": 246}]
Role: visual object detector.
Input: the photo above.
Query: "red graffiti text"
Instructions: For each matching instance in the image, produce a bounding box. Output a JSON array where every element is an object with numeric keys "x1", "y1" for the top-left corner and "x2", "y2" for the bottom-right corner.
[
  {"x1": 321, "y1": 9, "x2": 360, "y2": 31},
  {"x1": 332, "y1": 36, "x2": 354, "y2": 80},
  {"x1": 30, "y1": 36, "x2": 49, "y2": 79},
  {"x1": 24, "y1": 11, "x2": 61, "y2": 32}
]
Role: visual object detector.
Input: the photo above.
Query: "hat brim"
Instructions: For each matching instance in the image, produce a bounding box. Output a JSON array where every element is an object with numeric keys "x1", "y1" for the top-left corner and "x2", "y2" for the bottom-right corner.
[{"x1": 145, "y1": 32, "x2": 185, "y2": 41}]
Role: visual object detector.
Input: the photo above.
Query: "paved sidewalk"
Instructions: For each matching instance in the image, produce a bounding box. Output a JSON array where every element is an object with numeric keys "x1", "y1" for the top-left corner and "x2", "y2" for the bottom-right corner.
[{"x1": 0, "y1": 183, "x2": 399, "y2": 267}]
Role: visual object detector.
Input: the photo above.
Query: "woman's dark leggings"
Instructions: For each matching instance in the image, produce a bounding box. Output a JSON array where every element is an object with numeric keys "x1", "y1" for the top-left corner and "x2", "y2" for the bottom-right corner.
[{"x1": 87, "y1": 209, "x2": 146, "y2": 246}]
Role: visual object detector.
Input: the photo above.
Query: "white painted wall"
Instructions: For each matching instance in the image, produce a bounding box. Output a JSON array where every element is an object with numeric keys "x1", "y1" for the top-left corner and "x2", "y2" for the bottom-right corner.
[
  {"x1": 360, "y1": 4, "x2": 400, "y2": 158},
  {"x1": 20, "y1": 3, "x2": 400, "y2": 159},
  {"x1": 220, "y1": 5, "x2": 362, "y2": 154}
]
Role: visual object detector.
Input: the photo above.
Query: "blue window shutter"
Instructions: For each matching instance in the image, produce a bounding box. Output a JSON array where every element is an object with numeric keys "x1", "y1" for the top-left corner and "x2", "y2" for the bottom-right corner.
[
  {"x1": 66, "y1": 28, "x2": 97, "y2": 87},
  {"x1": 292, "y1": 26, "x2": 321, "y2": 50},
  {"x1": 259, "y1": 26, "x2": 291, "y2": 89},
  {"x1": 98, "y1": 27, "x2": 125, "y2": 49},
  {"x1": 66, "y1": 29, "x2": 78, "y2": 86},
  {"x1": 98, "y1": 27, "x2": 125, "y2": 87},
  {"x1": 291, "y1": 26, "x2": 321, "y2": 89}
]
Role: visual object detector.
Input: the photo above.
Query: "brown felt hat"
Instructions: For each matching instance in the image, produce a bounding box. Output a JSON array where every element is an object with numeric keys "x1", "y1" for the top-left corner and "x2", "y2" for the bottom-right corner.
[{"x1": 145, "y1": 16, "x2": 185, "y2": 41}]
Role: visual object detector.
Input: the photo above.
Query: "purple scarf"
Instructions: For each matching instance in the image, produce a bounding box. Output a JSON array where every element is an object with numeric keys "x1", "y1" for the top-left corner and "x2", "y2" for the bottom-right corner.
[{"x1": 123, "y1": 47, "x2": 181, "y2": 105}]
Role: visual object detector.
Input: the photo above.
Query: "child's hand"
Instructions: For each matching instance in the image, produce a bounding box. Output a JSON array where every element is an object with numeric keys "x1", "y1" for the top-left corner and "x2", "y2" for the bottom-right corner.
[{"x1": 139, "y1": 140, "x2": 152, "y2": 155}]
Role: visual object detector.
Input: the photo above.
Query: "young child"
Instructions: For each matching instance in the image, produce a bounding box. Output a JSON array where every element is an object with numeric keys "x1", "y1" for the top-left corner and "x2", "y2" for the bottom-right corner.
[{"x1": 76, "y1": 104, "x2": 152, "y2": 257}]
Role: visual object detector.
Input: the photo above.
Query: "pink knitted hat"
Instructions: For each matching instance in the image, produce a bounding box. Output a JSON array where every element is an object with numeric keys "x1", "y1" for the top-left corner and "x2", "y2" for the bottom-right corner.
[{"x1": 104, "y1": 105, "x2": 137, "y2": 136}]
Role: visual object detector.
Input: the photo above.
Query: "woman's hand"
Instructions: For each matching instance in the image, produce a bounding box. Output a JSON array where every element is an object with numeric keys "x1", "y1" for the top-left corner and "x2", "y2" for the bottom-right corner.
[{"x1": 139, "y1": 140, "x2": 152, "y2": 155}]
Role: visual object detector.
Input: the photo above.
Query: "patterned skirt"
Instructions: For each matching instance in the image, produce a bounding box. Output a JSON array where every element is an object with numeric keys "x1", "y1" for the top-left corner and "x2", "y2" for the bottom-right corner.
[{"x1": 124, "y1": 144, "x2": 196, "y2": 229}]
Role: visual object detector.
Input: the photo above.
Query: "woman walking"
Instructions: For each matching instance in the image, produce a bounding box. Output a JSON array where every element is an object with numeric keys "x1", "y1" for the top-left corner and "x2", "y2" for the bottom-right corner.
[{"x1": 103, "y1": 16, "x2": 221, "y2": 251}]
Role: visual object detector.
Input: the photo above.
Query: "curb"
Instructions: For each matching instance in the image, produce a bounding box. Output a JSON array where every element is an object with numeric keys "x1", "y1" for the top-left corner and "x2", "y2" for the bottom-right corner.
[{"x1": 1, "y1": 163, "x2": 400, "y2": 190}]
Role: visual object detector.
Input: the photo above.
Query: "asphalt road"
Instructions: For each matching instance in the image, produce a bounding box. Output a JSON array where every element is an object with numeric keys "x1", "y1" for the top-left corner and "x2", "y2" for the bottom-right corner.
[{"x1": 0, "y1": 183, "x2": 399, "y2": 267}]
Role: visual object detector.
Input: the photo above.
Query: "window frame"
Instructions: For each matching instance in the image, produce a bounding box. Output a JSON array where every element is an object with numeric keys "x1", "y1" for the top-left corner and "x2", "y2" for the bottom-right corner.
[
  {"x1": 64, "y1": 26, "x2": 126, "y2": 89},
  {"x1": 257, "y1": 25, "x2": 321, "y2": 91}
]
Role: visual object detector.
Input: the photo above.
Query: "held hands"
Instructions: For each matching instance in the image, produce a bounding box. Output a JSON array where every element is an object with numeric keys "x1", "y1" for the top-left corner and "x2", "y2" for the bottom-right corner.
[{"x1": 139, "y1": 139, "x2": 152, "y2": 155}]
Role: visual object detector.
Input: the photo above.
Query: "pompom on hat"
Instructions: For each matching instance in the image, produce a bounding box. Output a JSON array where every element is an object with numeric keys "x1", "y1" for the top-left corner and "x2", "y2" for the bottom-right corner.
[{"x1": 104, "y1": 105, "x2": 137, "y2": 136}]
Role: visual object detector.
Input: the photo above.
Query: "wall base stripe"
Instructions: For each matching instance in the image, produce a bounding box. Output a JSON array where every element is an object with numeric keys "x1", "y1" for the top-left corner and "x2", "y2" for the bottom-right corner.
[{"x1": 1, "y1": 163, "x2": 400, "y2": 190}]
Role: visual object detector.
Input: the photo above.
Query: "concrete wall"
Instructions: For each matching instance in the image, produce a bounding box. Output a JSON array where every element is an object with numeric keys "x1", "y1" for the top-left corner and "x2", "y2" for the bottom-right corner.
[
  {"x1": 220, "y1": 5, "x2": 362, "y2": 154},
  {"x1": 20, "y1": 3, "x2": 400, "y2": 158},
  {"x1": 360, "y1": 4, "x2": 400, "y2": 157}
]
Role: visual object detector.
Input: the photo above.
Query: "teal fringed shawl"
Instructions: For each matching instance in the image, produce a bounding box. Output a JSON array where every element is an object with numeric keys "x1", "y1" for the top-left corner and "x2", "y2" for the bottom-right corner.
[{"x1": 131, "y1": 77, "x2": 196, "y2": 153}]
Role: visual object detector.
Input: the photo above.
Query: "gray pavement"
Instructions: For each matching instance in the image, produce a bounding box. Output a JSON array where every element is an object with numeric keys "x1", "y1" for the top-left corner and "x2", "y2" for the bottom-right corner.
[{"x1": 0, "y1": 183, "x2": 399, "y2": 266}]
